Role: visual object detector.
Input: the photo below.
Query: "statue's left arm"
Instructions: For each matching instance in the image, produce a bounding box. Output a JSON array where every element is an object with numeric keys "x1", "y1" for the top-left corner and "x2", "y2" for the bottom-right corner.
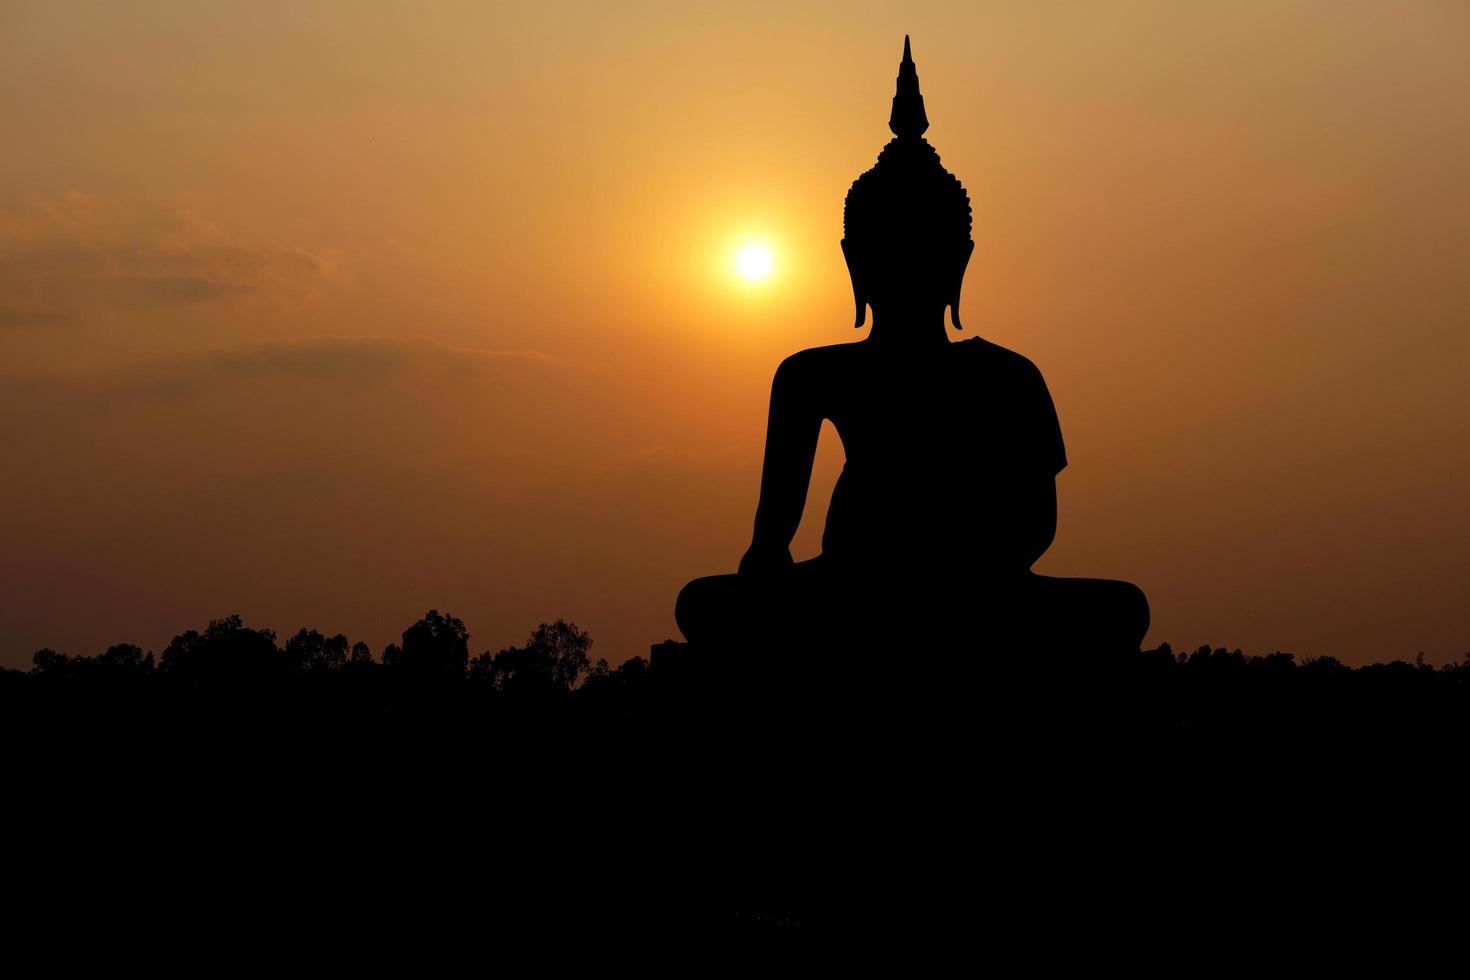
[
  {"x1": 996, "y1": 357, "x2": 1065, "y2": 571},
  {"x1": 740, "y1": 354, "x2": 822, "y2": 575},
  {"x1": 1004, "y1": 474, "x2": 1057, "y2": 571}
]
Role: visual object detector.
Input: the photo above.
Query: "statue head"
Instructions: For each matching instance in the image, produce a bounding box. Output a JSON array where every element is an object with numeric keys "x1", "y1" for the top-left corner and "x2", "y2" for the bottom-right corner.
[{"x1": 842, "y1": 37, "x2": 975, "y2": 330}]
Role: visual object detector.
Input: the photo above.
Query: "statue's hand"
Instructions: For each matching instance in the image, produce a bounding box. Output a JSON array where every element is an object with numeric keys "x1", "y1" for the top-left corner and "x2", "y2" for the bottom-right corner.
[{"x1": 738, "y1": 542, "x2": 794, "y2": 577}]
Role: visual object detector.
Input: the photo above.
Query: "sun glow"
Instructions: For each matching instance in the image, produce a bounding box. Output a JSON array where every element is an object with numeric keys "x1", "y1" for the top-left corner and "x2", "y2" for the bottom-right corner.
[{"x1": 736, "y1": 243, "x2": 773, "y2": 281}]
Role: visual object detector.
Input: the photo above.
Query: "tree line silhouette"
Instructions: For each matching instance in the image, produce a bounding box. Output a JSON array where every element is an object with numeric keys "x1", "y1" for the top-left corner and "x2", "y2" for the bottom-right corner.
[
  {"x1": 6, "y1": 610, "x2": 1468, "y2": 946},
  {"x1": 11, "y1": 610, "x2": 1468, "y2": 739},
  {"x1": 20, "y1": 611, "x2": 598, "y2": 691}
]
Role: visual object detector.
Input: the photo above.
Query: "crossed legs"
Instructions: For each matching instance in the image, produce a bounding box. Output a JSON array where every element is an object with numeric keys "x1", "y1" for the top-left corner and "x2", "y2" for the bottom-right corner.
[{"x1": 676, "y1": 560, "x2": 1149, "y2": 655}]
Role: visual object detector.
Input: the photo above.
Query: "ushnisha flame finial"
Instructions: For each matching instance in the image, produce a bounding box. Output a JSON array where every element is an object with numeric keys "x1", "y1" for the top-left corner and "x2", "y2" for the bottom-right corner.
[
  {"x1": 888, "y1": 35, "x2": 929, "y2": 140},
  {"x1": 844, "y1": 36, "x2": 972, "y2": 329}
]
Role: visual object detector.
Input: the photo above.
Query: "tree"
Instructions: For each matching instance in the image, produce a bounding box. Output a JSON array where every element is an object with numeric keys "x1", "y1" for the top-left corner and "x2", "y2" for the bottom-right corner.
[
  {"x1": 159, "y1": 615, "x2": 280, "y2": 682},
  {"x1": 533, "y1": 620, "x2": 593, "y2": 691},
  {"x1": 492, "y1": 620, "x2": 594, "y2": 696},
  {"x1": 467, "y1": 651, "x2": 496, "y2": 686},
  {"x1": 284, "y1": 629, "x2": 349, "y2": 672},
  {"x1": 397, "y1": 610, "x2": 469, "y2": 681},
  {"x1": 99, "y1": 644, "x2": 153, "y2": 672},
  {"x1": 31, "y1": 648, "x2": 67, "y2": 675}
]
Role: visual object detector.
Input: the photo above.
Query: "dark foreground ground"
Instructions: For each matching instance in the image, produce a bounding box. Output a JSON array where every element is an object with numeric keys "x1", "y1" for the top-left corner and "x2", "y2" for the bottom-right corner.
[{"x1": 4, "y1": 616, "x2": 1468, "y2": 959}]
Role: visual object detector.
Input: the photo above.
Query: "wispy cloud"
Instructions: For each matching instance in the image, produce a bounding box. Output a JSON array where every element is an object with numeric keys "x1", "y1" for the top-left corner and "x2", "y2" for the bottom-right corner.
[
  {"x1": 0, "y1": 193, "x2": 333, "y2": 326},
  {"x1": 0, "y1": 305, "x2": 63, "y2": 329}
]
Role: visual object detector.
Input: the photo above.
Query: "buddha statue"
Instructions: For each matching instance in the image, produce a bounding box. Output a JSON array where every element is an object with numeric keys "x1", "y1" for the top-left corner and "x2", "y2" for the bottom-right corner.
[{"x1": 676, "y1": 38, "x2": 1149, "y2": 659}]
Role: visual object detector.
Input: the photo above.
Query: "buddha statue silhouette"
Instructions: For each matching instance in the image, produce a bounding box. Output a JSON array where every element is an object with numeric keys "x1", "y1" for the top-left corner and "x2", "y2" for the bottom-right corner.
[{"x1": 676, "y1": 38, "x2": 1149, "y2": 658}]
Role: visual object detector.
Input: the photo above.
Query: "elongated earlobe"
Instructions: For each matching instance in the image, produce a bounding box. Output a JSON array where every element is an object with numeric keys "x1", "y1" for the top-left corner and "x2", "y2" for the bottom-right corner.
[{"x1": 949, "y1": 239, "x2": 975, "y2": 330}]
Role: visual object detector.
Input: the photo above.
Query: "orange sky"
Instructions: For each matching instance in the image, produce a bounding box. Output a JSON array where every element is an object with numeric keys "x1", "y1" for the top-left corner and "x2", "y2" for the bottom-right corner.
[{"x1": 2, "y1": 1, "x2": 1467, "y2": 668}]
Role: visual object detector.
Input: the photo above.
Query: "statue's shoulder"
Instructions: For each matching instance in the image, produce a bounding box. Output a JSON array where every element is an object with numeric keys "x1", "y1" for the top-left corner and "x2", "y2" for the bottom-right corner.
[
  {"x1": 959, "y1": 336, "x2": 1046, "y2": 382},
  {"x1": 776, "y1": 342, "x2": 861, "y2": 376}
]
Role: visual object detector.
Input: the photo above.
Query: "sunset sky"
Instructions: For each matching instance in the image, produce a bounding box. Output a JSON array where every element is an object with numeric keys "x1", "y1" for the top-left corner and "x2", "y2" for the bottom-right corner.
[{"x1": 2, "y1": 1, "x2": 1467, "y2": 668}]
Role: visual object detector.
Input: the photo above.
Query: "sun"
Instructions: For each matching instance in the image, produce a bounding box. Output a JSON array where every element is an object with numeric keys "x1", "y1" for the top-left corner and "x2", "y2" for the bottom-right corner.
[{"x1": 736, "y1": 243, "x2": 773, "y2": 281}]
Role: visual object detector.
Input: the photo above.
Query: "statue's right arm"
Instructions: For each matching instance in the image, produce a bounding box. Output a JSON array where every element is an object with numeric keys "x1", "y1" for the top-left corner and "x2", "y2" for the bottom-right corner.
[{"x1": 740, "y1": 354, "x2": 822, "y2": 576}]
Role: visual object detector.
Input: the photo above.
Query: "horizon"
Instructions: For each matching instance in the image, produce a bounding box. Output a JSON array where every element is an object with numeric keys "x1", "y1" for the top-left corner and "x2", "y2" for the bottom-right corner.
[{"x1": 2, "y1": 1, "x2": 1467, "y2": 668}]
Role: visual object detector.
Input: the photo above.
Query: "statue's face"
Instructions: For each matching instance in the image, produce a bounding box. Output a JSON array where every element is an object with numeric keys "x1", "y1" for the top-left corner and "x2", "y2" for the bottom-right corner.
[{"x1": 842, "y1": 235, "x2": 973, "y2": 314}]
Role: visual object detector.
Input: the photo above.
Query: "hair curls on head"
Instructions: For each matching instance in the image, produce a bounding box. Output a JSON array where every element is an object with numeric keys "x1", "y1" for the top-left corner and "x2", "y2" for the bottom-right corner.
[{"x1": 842, "y1": 137, "x2": 972, "y2": 250}]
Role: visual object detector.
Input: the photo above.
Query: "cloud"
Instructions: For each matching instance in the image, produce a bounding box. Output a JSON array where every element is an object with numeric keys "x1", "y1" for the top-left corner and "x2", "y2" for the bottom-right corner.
[
  {"x1": 0, "y1": 194, "x2": 329, "y2": 326},
  {"x1": 111, "y1": 275, "x2": 257, "y2": 305},
  {"x1": 201, "y1": 337, "x2": 557, "y2": 380},
  {"x1": 1, "y1": 335, "x2": 563, "y2": 407},
  {"x1": 0, "y1": 305, "x2": 63, "y2": 329}
]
